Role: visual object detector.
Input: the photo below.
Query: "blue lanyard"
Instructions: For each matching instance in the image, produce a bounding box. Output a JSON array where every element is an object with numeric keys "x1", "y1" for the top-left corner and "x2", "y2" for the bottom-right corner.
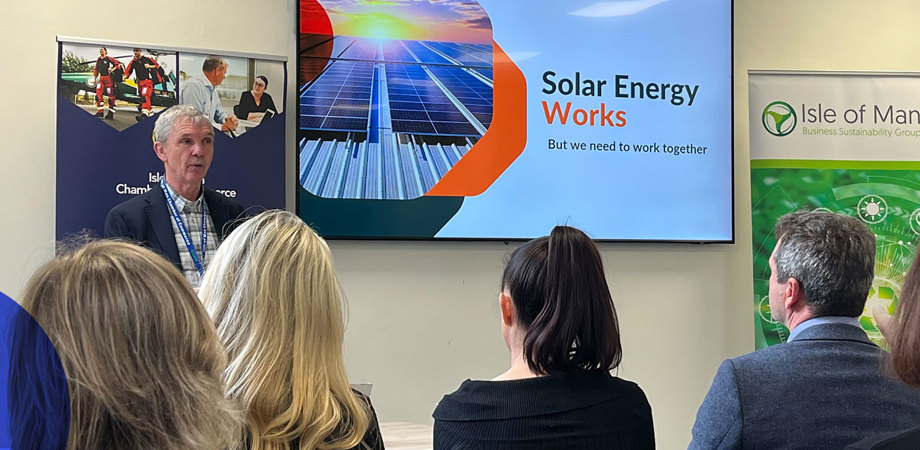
[{"x1": 161, "y1": 179, "x2": 207, "y2": 277}]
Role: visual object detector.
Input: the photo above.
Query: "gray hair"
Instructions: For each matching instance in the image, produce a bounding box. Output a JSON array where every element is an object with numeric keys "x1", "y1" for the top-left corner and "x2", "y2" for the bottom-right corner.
[
  {"x1": 153, "y1": 105, "x2": 211, "y2": 144},
  {"x1": 202, "y1": 55, "x2": 226, "y2": 73},
  {"x1": 773, "y1": 210, "x2": 876, "y2": 317}
]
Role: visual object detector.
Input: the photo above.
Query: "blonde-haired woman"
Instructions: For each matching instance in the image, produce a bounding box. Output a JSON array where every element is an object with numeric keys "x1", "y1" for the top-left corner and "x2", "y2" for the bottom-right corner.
[
  {"x1": 199, "y1": 210, "x2": 383, "y2": 450},
  {"x1": 16, "y1": 240, "x2": 237, "y2": 449}
]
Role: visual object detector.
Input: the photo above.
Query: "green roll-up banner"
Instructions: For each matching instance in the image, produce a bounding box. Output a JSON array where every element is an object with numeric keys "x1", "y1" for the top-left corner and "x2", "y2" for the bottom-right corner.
[{"x1": 750, "y1": 71, "x2": 920, "y2": 348}]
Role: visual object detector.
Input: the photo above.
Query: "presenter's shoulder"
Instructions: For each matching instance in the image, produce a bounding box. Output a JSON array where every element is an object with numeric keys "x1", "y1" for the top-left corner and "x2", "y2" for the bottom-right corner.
[
  {"x1": 107, "y1": 188, "x2": 159, "y2": 215},
  {"x1": 104, "y1": 190, "x2": 159, "y2": 237}
]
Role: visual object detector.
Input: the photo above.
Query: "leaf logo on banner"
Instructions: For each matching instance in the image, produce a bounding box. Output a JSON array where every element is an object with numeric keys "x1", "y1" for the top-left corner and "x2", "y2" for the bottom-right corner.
[{"x1": 762, "y1": 100, "x2": 797, "y2": 137}]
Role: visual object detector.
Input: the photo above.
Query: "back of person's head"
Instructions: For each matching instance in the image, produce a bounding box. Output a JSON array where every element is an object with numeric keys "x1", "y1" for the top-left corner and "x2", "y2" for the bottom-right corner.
[
  {"x1": 892, "y1": 250, "x2": 920, "y2": 387},
  {"x1": 199, "y1": 210, "x2": 370, "y2": 450},
  {"x1": 18, "y1": 240, "x2": 236, "y2": 450},
  {"x1": 501, "y1": 225, "x2": 622, "y2": 375},
  {"x1": 773, "y1": 210, "x2": 876, "y2": 317}
]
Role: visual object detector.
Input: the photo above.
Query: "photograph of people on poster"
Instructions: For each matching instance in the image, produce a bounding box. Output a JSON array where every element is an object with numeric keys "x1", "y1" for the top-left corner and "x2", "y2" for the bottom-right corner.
[
  {"x1": 178, "y1": 53, "x2": 284, "y2": 137},
  {"x1": 60, "y1": 43, "x2": 177, "y2": 130}
]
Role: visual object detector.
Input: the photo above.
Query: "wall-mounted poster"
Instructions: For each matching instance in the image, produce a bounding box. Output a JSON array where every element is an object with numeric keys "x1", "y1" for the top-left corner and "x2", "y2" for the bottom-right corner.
[
  {"x1": 749, "y1": 71, "x2": 920, "y2": 348},
  {"x1": 56, "y1": 38, "x2": 287, "y2": 241},
  {"x1": 297, "y1": 0, "x2": 733, "y2": 241}
]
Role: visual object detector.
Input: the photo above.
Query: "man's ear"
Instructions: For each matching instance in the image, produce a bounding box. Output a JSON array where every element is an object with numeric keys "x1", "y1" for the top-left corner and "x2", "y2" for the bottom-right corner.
[
  {"x1": 499, "y1": 291, "x2": 515, "y2": 326},
  {"x1": 153, "y1": 142, "x2": 168, "y2": 163},
  {"x1": 784, "y1": 277, "x2": 805, "y2": 311}
]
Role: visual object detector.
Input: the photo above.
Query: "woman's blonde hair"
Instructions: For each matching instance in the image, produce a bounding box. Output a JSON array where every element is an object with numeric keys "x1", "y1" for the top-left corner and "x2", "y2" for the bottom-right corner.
[
  {"x1": 19, "y1": 240, "x2": 238, "y2": 449},
  {"x1": 199, "y1": 210, "x2": 370, "y2": 450}
]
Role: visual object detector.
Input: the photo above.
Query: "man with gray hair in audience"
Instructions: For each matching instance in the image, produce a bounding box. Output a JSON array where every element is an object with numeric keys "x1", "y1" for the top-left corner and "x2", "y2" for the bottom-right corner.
[
  {"x1": 104, "y1": 105, "x2": 244, "y2": 287},
  {"x1": 690, "y1": 210, "x2": 920, "y2": 449},
  {"x1": 179, "y1": 55, "x2": 238, "y2": 132}
]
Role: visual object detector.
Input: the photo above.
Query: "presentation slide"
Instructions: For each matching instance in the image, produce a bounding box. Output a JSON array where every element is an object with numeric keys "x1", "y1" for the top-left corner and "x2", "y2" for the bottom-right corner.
[{"x1": 297, "y1": 0, "x2": 732, "y2": 241}]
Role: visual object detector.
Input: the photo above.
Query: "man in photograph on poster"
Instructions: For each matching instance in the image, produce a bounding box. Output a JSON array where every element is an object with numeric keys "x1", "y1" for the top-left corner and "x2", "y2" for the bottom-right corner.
[
  {"x1": 103, "y1": 105, "x2": 245, "y2": 287},
  {"x1": 94, "y1": 47, "x2": 122, "y2": 120},
  {"x1": 125, "y1": 48, "x2": 160, "y2": 122},
  {"x1": 179, "y1": 55, "x2": 238, "y2": 133}
]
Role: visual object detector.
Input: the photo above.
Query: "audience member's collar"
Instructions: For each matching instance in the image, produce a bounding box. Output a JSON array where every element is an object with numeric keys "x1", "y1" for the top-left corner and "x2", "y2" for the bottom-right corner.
[
  {"x1": 162, "y1": 181, "x2": 204, "y2": 213},
  {"x1": 787, "y1": 316, "x2": 861, "y2": 342}
]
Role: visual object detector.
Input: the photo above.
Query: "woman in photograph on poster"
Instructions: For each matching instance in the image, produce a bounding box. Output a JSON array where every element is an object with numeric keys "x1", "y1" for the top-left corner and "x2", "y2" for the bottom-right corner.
[{"x1": 236, "y1": 75, "x2": 277, "y2": 123}]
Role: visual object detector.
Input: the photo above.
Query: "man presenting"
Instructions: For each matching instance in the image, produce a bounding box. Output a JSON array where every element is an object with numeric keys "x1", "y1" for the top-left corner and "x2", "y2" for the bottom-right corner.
[
  {"x1": 690, "y1": 211, "x2": 920, "y2": 449},
  {"x1": 179, "y1": 55, "x2": 238, "y2": 132},
  {"x1": 125, "y1": 48, "x2": 159, "y2": 122},
  {"x1": 104, "y1": 105, "x2": 244, "y2": 287}
]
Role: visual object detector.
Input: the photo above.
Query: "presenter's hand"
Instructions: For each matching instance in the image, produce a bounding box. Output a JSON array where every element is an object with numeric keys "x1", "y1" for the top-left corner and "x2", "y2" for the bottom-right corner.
[{"x1": 873, "y1": 305, "x2": 897, "y2": 342}]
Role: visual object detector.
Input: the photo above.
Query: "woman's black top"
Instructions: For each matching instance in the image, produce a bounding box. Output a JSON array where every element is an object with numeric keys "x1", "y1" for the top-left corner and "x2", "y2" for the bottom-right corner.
[
  {"x1": 432, "y1": 370, "x2": 654, "y2": 449},
  {"x1": 237, "y1": 90, "x2": 277, "y2": 118}
]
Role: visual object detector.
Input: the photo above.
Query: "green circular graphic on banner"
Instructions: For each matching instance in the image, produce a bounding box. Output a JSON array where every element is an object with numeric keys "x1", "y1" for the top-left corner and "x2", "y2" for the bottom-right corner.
[
  {"x1": 762, "y1": 101, "x2": 797, "y2": 137},
  {"x1": 858, "y1": 194, "x2": 888, "y2": 224}
]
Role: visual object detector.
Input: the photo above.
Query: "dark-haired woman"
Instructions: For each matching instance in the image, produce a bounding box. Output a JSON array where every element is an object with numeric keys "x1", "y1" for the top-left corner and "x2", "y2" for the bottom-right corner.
[
  {"x1": 236, "y1": 75, "x2": 277, "y2": 121},
  {"x1": 847, "y1": 251, "x2": 920, "y2": 449},
  {"x1": 432, "y1": 226, "x2": 654, "y2": 449}
]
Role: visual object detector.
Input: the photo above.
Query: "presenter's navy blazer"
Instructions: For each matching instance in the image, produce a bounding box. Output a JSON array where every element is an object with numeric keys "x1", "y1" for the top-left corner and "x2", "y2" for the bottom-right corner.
[
  {"x1": 690, "y1": 323, "x2": 920, "y2": 450},
  {"x1": 104, "y1": 183, "x2": 245, "y2": 269}
]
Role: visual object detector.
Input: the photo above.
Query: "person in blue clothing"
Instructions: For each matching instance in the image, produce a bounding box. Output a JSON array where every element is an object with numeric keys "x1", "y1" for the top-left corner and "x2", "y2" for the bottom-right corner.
[{"x1": 691, "y1": 211, "x2": 920, "y2": 450}]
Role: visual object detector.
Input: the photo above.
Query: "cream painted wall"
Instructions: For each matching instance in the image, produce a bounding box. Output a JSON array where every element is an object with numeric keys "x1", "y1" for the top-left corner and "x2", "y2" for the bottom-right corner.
[
  {"x1": 6, "y1": 0, "x2": 913, "y2": 448},
  {"x1": 0, "y1": 3, "x2": 297, "y2": 291}
]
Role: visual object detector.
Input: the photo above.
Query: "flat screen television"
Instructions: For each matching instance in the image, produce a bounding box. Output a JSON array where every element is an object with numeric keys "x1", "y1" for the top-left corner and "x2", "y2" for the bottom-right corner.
[{"x1": 297, "y1": 0, "x2": 733, "y2": 242}]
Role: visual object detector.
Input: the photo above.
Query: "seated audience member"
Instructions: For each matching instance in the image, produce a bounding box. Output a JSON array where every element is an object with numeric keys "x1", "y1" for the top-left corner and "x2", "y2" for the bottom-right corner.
[
  {"x1": 690, "y1": 211, "x2": 920, "y2": 450},
  {"x1": 432, "y1": 226, "x2": 655, "y2": 449},
  {"x1": 198, "y1": 210, "x2": 383, "y2": 450},
  {"x1": 236, "y1": 75, "x2": 277, "y2": 121},
  {"x1": 847, "y1": 250, "x2": 920, "y2": 449},
  {"x1": 13, "y1": 240, "x2": 237, "y2": 449}
]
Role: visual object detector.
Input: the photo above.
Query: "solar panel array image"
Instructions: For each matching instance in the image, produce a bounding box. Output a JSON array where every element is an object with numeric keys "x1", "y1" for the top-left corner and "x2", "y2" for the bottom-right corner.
[
  {"x1": 426, "y1": 41, "x2": 492, "y2": 66},
  {"x1": 299, "y1": 36, "x2": 494, "y2": 199},
  {"x1": 425, "y1": 65, "x2": 492, "y2": 128},
  {"x1": 299, "y1": 60, "x2": 373, "y2": 132},
  {"x1": 386, "y1": 61, "x2": 480, "y2": 136}
]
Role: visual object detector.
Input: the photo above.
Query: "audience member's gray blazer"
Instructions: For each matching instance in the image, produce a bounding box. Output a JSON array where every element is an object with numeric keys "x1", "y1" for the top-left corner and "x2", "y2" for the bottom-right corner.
[{"x1": 689, "y1": 323, "x2": 920, "y2": 450}]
